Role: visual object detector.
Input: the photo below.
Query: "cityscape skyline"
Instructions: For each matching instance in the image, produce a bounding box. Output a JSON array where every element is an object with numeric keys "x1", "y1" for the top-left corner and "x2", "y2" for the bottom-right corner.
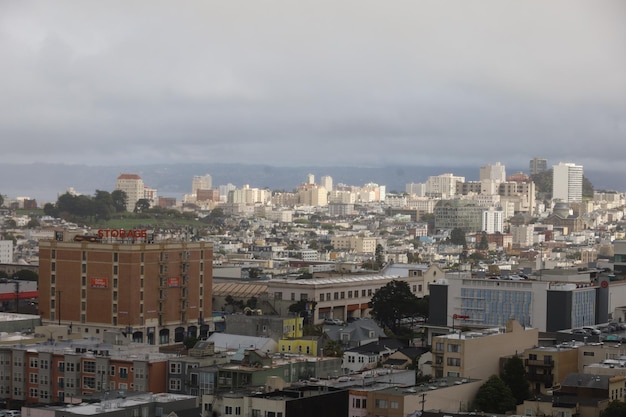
[{"x1": 1, "y1": 1, "x2": 625, "y2": 178}]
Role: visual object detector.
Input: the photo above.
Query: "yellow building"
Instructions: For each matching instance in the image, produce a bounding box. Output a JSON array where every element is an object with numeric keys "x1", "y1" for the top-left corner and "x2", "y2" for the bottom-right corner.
[{"x1": 279, "y1": 337, "x2": 320, "y2": 356}]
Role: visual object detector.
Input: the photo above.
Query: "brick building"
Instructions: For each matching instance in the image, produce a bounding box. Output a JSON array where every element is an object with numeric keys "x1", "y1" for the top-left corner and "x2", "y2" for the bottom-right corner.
[{"x1": 38, "y1": 232, "x2": 213, "y2": 345}]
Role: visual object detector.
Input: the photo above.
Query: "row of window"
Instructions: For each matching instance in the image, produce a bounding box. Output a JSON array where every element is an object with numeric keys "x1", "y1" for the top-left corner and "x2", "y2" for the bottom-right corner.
[{"x1": 319, "y1": 289, "x2": 374, "y2": 302}]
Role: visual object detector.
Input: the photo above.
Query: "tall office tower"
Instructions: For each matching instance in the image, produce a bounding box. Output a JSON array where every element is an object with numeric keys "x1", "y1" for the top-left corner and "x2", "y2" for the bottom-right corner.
[
  {"x1": 529, "y1": 158, "x2": 548, "y2": 175},
  {"x1": 306, "y1": 173, "x2": 315, "y2": 185},
  {"x1": 479, "y1": 162, "x2": 506, "y2": 183},
  {"x1": 192, "y1": 174, "x2": 212, "y2": 193},
  {"x1": 321, "y1": 175, "x2": 333, "y2": 192},
  {"x1": 115, "y1": 173, "x2": 145, "y2": 212},
  {"x1": 552, "y1": 162, "x2": 583, "y2": 203},
  {"x1": 38, "y1": 233, "x2": 213, "y2": 344}
]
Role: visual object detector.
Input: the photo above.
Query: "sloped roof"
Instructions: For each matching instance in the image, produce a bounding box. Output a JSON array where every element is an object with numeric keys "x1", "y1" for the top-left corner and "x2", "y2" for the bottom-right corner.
[
  {"x1": 323, "y1": 318, "x2": 385, "y2": 342},
  {"x1": 345, "y1": 338, "x2": 407, "y2": 354},
  {"x1": 212, "y1": 282, "x2": 268, "y2": 297}
]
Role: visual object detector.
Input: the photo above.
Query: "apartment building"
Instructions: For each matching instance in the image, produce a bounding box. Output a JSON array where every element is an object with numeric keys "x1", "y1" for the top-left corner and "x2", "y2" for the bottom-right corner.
[
  {"x1": 115, "y1": 173, "x2": 145, "y2": 212},
  {"x1": 553, "y1": 162, "x2": 583, "y2": 203},
  {"x1": 38, "y1": 233, "x2": 213, "y2": 344},
  {"x1": 23, "y1": 392, "x2": 198, "y2": 417},
  {"x1": 330, "y1": 236, "x2": 377, "y2": 254},
  {"x1": 0, "y1": 339, "x2": 170, "y2": 405},
  {"x1": 431, "y1": 320, "x2": 538, "y2": 380},
  {"x1": 522, "y1": 343, "x2": 579, "y2": 395},
  {"x1": 202, "y1": 386, "x2": 348, "y2": 417}
]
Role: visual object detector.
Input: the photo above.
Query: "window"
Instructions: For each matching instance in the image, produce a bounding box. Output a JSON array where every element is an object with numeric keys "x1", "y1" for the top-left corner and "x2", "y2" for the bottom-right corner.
[
  {"x1": 29, "y1": 388, "x2": 38, "y2": 398},
  {"x1": 110, "y1": 365, "x2": 116, "y2": 376},
  {"x1": 29, "y1": 358, "x2": 38, "y2": 368},
  {"x1": 340, "y1": 291, "x2": 345, "y2": 299},
  {"x1": 29, "y1": 373, "x2": 38, "y2": 384},
  {"x1": 58, "y1": 362, "x2": 65, "y2": 372},
  {"x1": 391, "y1": 401, "x2": 399, "y2": 409},
  {"x1": 435, "y1": 342, "x2": 444, "y2": 351},
  {"x1": 319, "y1": 293, "x2": 325, "y2": 301},
  {"x1": 348, "y1": 291, "x2": 352, "y2": 298},
  {"x1": 375, "y1": 399, "x2": 387, "y2": 408},
  {"x1": 119, "y1": 367, "x2": 128, "y2": 379},
  {"x1": 170, "y1": 362, "x2": 182, "y2": 374},
  {"x1": 235, "y1": 407, "x2": 241, "y2": 415},
  {"x1": 83, "y1": 376, "x2": 96, "y2": 389},
  {"x1": 362, "y1": 290, "x2": 366, "y2": 297},
  {"x1": 447, "y1": 344, "x2": 460, "y2": 353},
  {"x1": 447, "y1": 357, "x2": 461, "y2": 366},
  {"x1": 225, "y1": 406, "x2": 233, "y2": 415},
  {"x1": 169, "y1": 379, "x2": 181, "y2": 391},
  {"x1": 334, "y1": 292, "x2": 339, "y2": 300},
  {"x1": 83, "y1": 361, "x2": 96, "y2": 373}
]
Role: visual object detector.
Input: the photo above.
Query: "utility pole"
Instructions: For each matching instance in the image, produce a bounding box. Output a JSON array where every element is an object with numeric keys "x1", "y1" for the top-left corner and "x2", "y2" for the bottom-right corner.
[{"x1": 419, "y1": 392, "x2": 426, "y2": 412}]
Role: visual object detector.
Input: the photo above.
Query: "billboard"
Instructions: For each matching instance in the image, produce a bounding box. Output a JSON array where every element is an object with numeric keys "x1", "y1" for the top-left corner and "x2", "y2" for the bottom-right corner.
[{"x1": 90, "y1": 278, "x2": 109, "y2": 289}]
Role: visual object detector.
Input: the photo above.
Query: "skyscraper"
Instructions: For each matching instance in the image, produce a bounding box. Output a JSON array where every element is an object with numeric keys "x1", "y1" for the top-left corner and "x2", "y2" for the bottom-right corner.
[{"x1": 552, "y1": 162, "x2": 583, "y2": 203}]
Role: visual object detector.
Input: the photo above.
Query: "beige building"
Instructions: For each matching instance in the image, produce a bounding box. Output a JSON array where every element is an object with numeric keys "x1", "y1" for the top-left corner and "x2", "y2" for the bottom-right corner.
[
  {"x1": 365, "y1": 377, "x2": 482, "y2": 415},
  {"x1": 115, "y1": 173, "x2": 145, "y2": 212},
  {"x1": 267, "y1": 265, "x2": 442, "y2": 324},
  {"x1": 432, "y1": 320, "x2": 538, "y2": 380},
  {"x1": 330, "y1": 236, "x2": 377, "y2": 254},
  {"x1": 523, "y1": 343, "x2": 579, "y2": 395}
]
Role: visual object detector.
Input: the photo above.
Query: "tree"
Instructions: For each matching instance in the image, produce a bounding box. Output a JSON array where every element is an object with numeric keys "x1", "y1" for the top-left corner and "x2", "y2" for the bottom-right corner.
[
  {"x1": 111, "y1": 190, "x2": 128, "y2": 213},
  {"x1": 288, "y1": 300, "x2": 317, "y2": 325},
  {"x1": 601, "y1": 400, "x2": 626, "y2": 417},
  {"x1": 323, "y1": 340, "x2": 343, "y2": 357},
  {"x1": 501, "y1": 355, "x2": 530, "y2": 404},
  {"x1": 134, "y1": 198, "x2": 151, "y2": 213},
  {"x1": 369, "y1": 280, "x2": 420, "y2": 331},
  {"x1": 43, "y1": 202, "x2": 59, "y2": 218},
  {"x1": 26, "y1": 218, "x2": 40, "y2": 228},
  {"x1": 375, "y1": 244, "x2": 385, "y2": 269},
  {"x1": 13, "y1": 269, "x2": 38, "y2": 281},
  {"x1": 0, "y1": 194, "x2": 3, "y2": 207},
  {"x1": 473, "y1": 375, "x2": 517, "y2": 413},
  {"x1": 477, "y1": 232, "x2": 489, "y2": 250},
  {"x1": 450, "y1": 227, "x2": 467, "y2": 247}
]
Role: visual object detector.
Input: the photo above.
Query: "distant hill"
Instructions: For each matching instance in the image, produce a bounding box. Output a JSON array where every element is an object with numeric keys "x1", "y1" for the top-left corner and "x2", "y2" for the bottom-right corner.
[{"x1": 0, "y1": 162, "x2": 619, "y2": 203}]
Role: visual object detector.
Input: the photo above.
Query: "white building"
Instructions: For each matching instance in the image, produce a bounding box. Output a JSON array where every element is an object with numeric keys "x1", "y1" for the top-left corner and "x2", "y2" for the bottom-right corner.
[
  {"x1": 321, "y1": 175, "x2": 333, "y2": 192},
  {"x1": 115, "y1": 173, "x2": 145, "y2": 211},
  {"x1": 406, "y1": 182, "x2": 427, "y2": 197},
  {"x1": 479, "y1": 162, "x2": 506, "y2": 183},
  {"x1": 192, "y1": 174, "x2": 212, "y2": 193},
  {"x1": 553, "y1": 162, "x2": 583, "y2": 203},
  {"x1": 426, "y1": 173, "x2": 465, "y2": 198},
  {"x1": 482, "y1": 208, "x2": 504, "y2": 233},
  {"x1": 0, "y1": 240, "x2": 12, "y2": 264}
]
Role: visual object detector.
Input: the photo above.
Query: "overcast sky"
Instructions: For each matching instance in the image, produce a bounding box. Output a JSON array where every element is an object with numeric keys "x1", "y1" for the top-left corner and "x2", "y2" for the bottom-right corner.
[{"x1": 1, "y1": 1, "x2": 625, "y2": 174}]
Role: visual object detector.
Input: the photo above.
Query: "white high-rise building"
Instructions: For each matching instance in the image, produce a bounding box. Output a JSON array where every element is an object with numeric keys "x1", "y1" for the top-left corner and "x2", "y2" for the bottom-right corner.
[
  {"x1": 426, "y1": 173, "x2": 465, "y2": 198},
  {"x1": 480, "y1": 162, "x2": 506, "y2": 183},
  {"x1": 320, "y1": 175, "x2": 333, "y2": 192},
  {"x1": 482, "y1": 208, "x2": 504, "y2": 234},
  {"x1": 552, "y1": 162, "x2": 583, "y2": 203},
  {"x1": 115, "y1": 174, "x2": 145, "y2": 212},
  {"x1": 406, "y1": 182, "x2": 426, "y2": 197},
  {"x1": 192, "y1": 174, "x2": 212, "y2": 193},
  {"x1": 306, "y1": 173, "x2": 315, "y2": 185}
]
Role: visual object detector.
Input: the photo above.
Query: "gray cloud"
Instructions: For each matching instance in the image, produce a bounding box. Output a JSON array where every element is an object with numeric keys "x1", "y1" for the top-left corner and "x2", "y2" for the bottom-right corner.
[{"x1": 1, "y1": 0, "x2": 625, "y2": 176}]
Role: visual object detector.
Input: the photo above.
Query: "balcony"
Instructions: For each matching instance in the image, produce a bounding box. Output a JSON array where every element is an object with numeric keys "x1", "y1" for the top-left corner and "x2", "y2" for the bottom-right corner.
[
  {"x1": 527, "y1": 373, "x2": 553, "y2": 383},
  {"x1": 526, "y1": 359, "x2": 554, "y2": 368}
]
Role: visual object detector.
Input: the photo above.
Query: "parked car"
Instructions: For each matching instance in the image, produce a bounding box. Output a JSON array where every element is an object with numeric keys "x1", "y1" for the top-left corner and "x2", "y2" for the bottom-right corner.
[
  {"x1": 583, "y1": 326, "x2": 601, "y2": 335},
  {"x1": 324, "y1": 318, "x2": 344, "y2": 325},
  {"x1": 571, "y1": 328, "x2": 590, "y2": 336}
]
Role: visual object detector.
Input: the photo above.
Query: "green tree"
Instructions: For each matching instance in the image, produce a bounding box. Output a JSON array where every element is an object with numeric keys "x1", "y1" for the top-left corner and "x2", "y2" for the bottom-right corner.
[
  {"x1": 94, "y1": 190, "x2": 114, "y2": 220},
  {"x1": 601, "y1": 400, "x2": 626, "y2": 417},
  {"x1": 134, "y1": 198, "x2": 151, "y2": 213},
  {"x1": 13, "y1": 269, "x2": 38, "y2": 281},
  {"x1": 450, "y1": 227, "x2": 467, "y2": 247},
  {"x1": 26, "y1": 218, "x2": 40, "y2": 228},
  {"x1": 501, "y1": 355, "x2": 530, "y2": 404},
  {"x1": 288, "y1": 300, "x2": 317, "y2": 325},
  {"x1": 369, "y1": 280, "x2": 420, "y2": 331},
  {"x1": 477, "y1": 232, "x2": 489, "y2": 250},
  {"x1": 183, "y1": 336, "x2": 199, "y2": 350},
  {"x1": 111, "y1": 190, "x2": 128, "y2": 213},
  {"x1": 472, "y1": 375, "x2": 517, "y2": 414},
  {"x1": 323, "y1": 340, "x2": 343, "y2": 357},
  {"x1": 375, "y1": 244, "x2": 385, "y2": 269},
  {"x1": 0, "y1": 194, "x2": 4, "y2": 207},
  {"x1": 43, "y1": 202, "x2": 59, "y2": 218}
]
